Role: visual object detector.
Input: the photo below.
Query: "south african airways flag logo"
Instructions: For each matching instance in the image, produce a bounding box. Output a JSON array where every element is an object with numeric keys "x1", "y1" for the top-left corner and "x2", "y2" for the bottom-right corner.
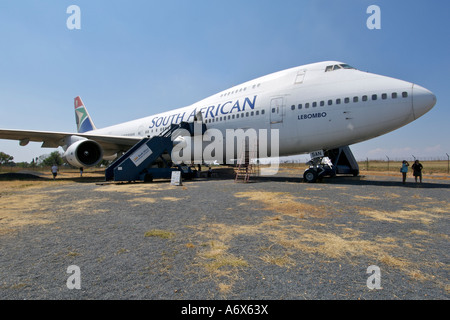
[{"x1": 74, "y1": 96, "x2": 96, "y2": 133}]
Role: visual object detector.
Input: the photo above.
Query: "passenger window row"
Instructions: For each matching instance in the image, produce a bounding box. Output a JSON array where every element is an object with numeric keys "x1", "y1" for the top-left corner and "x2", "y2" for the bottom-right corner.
[
  {"x1": 149, "y1": 108, "x2": 267, "y2": 133},
  {"x1": 290, "y1": 91, "x2": 408, "y2": 110},
  {"x1": 220, "y1": 83, "x2": 261, "y2": 98},
  {"x1": 205, "y1": 109, "x2": 265, "y2": 123}
]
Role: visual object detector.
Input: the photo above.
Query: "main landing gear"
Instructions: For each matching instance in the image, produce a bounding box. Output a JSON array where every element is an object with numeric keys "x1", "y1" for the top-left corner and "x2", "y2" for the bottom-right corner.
[{"x1": 303, "y1": 146, "x2": 359, "y2": 183}]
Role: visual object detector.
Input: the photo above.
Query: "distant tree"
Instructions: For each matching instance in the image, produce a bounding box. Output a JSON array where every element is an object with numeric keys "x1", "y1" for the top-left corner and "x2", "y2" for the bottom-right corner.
[
  {"x1": 40, "y1": 151, "x2": 64, "y2": 167},
  {"x1": 15, "y1": 162, "x2": 26, "y2": 168},
  {"x1": 0, "y1": 152, "x2": 14, "y2": 165}
]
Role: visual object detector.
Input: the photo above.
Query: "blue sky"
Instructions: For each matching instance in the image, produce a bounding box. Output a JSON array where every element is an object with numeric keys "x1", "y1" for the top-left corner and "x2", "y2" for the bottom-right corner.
[{"x1": 0, "y1": 0, "x2": 448, "y2": 162}]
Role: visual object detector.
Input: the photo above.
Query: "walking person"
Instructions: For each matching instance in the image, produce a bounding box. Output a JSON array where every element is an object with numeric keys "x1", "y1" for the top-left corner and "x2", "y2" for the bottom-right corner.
[
  {"x1": 51, "y1": 164, "x2": 59, "y2": 180},
  {"x1": 400, "y1": 160, "x2": 409, "y2": 184},
  {"x1": 411, "y1": 160, "x2": 423, "y2": 183}
]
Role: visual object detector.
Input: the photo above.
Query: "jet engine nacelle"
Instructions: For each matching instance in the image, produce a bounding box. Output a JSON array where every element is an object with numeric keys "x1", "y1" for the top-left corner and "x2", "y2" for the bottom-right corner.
[{"x1": 63, "y1": 139, "x2": 103, "y2": 168}]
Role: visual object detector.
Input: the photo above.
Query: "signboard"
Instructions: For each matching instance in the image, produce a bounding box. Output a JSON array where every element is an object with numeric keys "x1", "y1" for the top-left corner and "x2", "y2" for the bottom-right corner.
[
  {"x1": 170, "y1": 171, "x2": 182, "y2": 186},
  {"x1": 310, "y1": 150, "x2": 324, "y2": 159},
  {"x1": 130, "y1": 144, "x2": 153, "y2": 167}
]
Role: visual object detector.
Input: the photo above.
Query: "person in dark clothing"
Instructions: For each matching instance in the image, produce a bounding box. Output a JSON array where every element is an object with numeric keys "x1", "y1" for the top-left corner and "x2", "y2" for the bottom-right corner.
[{"x1": 411, "y1": 160, "x2": 423, "y2": 183}]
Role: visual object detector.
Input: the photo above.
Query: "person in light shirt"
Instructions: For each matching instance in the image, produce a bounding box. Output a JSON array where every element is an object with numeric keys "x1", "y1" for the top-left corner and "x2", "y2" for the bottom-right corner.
[
  {"x1": 51, "y1": 164, "x2": 59, "y2": 180},
  {"x1": 400, "y1": 160, "x2": 409, "y2": 185}
]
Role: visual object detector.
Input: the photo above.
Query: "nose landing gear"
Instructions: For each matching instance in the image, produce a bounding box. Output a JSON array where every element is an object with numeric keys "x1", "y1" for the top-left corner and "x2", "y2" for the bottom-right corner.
[
  {"x1": 303, "y1": 146, "x2": 359, "y2": 183},
  {"x1": 303, "y1": 154, "x2": 334, "y2": 183}
]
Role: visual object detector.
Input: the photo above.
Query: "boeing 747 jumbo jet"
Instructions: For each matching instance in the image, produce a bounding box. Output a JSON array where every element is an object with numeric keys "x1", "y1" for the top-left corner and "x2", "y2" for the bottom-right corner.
[{"x1": 0, "y1": 61, "x2": 436, "y2": 182}]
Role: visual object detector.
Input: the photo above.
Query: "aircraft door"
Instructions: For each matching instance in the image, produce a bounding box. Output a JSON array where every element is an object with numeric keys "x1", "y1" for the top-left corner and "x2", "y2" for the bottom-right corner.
[
  {"x1": 270, "y1": 97, "x2": 284, "y2": 127},
  {"x1": 294, "y1": 69, "x2": 306, "y2": 84}
]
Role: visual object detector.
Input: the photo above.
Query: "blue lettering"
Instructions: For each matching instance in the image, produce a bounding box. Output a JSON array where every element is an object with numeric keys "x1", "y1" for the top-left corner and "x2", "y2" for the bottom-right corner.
[
  {"x1": 162, "y1": 115, "x2": 170, "y2": 126},
  {"x1": 168, "y1": 114, "x2": 176, "y2": 124},
  {"x1": 230, "y1": 101, "x2": 240, "y2": 113},
  {"x1": 149, "y1": 117, "x2": 156, "y2": 129},
  {"x1": 199, "y1": 107, "x2": 207, "y2": 119},
  {"x1": 187, "y1": 108, "x2": 197, "y2": 122},
  {"x1": 215, "y1": 104, "x2": 222, "y2": 117},
  {"x1": 243, "y1": 96, "x2": 257, "y2": 111},
  {"x1": 149, "y1": 95, "x2": 258, "y2": 127},
  {"x1": 229, "y1": 101, "x2": 241, "y2": 113},
  {"x1": 206, "y1": 105, "x2": 215, "y2": 118},
  {"x1": 220, "y1": 101, "x2": 232, "y2": 115},
  {"x1": 174, "y1": 112, "x2": 185, "y2": 124}
]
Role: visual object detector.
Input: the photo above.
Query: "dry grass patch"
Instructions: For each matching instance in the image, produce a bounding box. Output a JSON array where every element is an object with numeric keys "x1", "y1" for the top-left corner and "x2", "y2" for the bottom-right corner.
[
  {"x1": 235, "y1": 191, "x2": 326, "y2": 218},
  {"x1": 0, "y1": 188, "x2": 55, "y2": 234},
  {"x1": 95, "y1": 183, "x2": 177, "y2": 194},
  {"x1": 353, "y1": 195, "x2": 381, "y2": 201},
  {"x1": 379, "y1": 254, "x2": 409, "y2": 269},
  {"x1": 130, "y1": 198, "x2": 156, "y2": 204},
  {"x1": 427, "y1": 205, "x2": 450, "y2": 214},
  {"x1": 56, "y1": 199, "x2": 110, "y2": 215},
  {"x1": 359, "y1": 209, "x2": 441, "y2": 224},
  {"x1": 129, "y1": 196, "x2": 184, "y2": 205},
  {"x1": 144, "y1": 229, "x2": 175, "y2": 239},
  {"x1": 386, "y1": 193, "x2": 401, "y2": 199},
  {"x1": 191, "y1": 190, "x2": 448, "y2": 293},
  {"x1": 409, "y1": 230, "x2": 430, "y2": 236},
  {"x1": 217, "y1": 283, "x2": 233, "y2": 294},
  {"x1": 204, "y1": 254, "x2": 248, "y2": 271},
  {"x1": 260, "y1": 253, "x2": 295, "y2": 268},
  {"x1": 194, "y1": 227, "x2": 253, "y2": 294},
  {"x1": 161, "y1": 197, "x2": 183, "y2": 201},
  {"x1": 0, "y1": 179, "x2": 119, "y2": 235},
  {"x1": 196, "y1": 239, "x2": 249, "y2": 294},
  {"x1": 268, "y1": 227, "x2": 397, "y2": 261}
]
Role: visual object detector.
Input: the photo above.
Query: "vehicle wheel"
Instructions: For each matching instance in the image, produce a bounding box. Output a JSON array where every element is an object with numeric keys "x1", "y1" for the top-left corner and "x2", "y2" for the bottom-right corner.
[
  {"x1": 143, "y1": 174, "x2": 153, "y2": 183},
  {"x1": 303, "y1": 169, "x2": 318, "y2": 183}
]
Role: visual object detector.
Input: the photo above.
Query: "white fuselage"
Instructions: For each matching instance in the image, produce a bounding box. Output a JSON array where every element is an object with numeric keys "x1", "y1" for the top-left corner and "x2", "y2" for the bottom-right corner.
[{"x1": 91, "y1": 61, "x2": 436, "y2": 160}]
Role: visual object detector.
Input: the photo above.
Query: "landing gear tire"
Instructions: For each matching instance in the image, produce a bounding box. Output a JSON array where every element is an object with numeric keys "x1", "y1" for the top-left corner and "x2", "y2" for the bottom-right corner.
[{"x1": 303, "y1": 169, "x2": 318, "y2": 183}]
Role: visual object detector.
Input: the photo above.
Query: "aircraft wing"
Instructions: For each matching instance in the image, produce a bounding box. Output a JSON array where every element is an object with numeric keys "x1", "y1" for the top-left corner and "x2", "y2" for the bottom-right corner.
[{"x1": 0, "y1": 128, "x2": 141, "y2": 152}]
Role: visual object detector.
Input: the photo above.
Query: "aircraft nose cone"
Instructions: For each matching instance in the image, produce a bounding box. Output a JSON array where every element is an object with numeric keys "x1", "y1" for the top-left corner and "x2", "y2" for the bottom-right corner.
[{"x1": 412, "y1": 84, "x2": 436, "y2": 119}]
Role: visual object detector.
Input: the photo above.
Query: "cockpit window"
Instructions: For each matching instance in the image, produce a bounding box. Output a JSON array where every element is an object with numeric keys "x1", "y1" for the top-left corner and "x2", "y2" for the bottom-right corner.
[
  {"x1": 325, "y1": 64, "x2": 356, "y2": 72},
  {"x1": 339, "y1": 64, "x2": 355, "y2": 69}
]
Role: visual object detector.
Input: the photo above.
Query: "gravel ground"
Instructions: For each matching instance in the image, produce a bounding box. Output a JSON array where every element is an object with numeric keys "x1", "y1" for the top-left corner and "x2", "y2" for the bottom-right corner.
[{"x1": 0, "y1": 169, "x2": 448, "y2": 301}]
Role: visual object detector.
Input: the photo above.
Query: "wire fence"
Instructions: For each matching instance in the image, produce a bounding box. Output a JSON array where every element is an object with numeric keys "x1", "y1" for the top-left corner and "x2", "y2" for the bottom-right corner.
[
  {"x1": 278, "y1": 154, "x2": 450, "y2": 174},
  {"x1": 356, "y1": 158, "x2": 450, "y2": 174},
  {"x1": 355, "y1": 156, "x2": 449, "y2": 162}
]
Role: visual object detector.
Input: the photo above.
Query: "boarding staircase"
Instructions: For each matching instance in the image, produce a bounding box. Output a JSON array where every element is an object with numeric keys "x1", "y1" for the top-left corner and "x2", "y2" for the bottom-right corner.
[
  {"x1": 325, "y1": 146, "x2": 359, "y2": 176},
  {"x1": 234, "y1": 143, "x2": 258, "y2": 182},
  {"x1": 105, "y1": 121, "x2": 206, "y2": 182}
]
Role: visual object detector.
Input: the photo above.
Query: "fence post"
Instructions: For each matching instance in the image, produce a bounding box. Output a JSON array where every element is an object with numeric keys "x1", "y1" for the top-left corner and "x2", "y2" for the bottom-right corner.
[{"x1": 447, "y1": 153, "x2": 449, "y2": 174}]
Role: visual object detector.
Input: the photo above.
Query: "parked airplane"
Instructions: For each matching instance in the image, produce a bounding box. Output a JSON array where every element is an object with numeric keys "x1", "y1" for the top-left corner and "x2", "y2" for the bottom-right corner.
[{"x1": 0, "y1": 61, "x2": 436, "y2": 181}]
